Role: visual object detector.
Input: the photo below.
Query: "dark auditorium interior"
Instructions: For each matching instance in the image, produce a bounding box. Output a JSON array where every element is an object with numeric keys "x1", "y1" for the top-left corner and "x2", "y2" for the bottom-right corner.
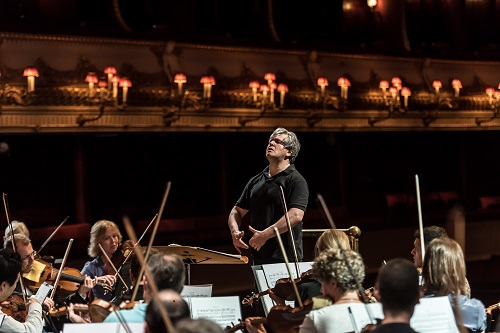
[{"x1": 1, "y1": 0, "x2": 500, "y2": 326}]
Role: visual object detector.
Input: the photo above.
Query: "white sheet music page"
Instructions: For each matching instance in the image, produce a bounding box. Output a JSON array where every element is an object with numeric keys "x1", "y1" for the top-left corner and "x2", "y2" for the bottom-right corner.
[
  {"x1": 410, "y1": 296, "x2": 460, "y2": 333},
  {"x1": 64, "y1": 323, "x2": 144, "y2": 333},
  {"x1": 181, "y1": 284, "x2": 212, "y2": 298},
  {"x1": 366, "y1": 296, "x2": 460, "y2": 333},
  {"x1": 261, "y1": 262, "x2": 314, "y2": 288},
  {"x1": 190, "y1": 296, "x2": 242, "y2": 329}
]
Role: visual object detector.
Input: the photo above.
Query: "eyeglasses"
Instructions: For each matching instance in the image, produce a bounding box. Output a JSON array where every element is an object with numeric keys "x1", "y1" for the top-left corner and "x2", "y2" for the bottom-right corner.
[{"x1": 21, "y1": 250, "x2": 36, "y2": 261}]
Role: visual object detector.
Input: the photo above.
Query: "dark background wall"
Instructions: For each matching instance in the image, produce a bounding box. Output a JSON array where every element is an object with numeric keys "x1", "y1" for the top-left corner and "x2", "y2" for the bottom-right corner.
[{"x1": 0, "y1": 130, "x2": 497, "y2": 228}]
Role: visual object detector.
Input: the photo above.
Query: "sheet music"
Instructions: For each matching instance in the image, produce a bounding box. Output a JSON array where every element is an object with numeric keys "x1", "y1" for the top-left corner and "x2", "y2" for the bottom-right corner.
[
  {"x1": 366, "y1": 296, "x2": 460, "y2": 333},
  {"x1": 255, "y1": 269, "x2": 275, "y2": 315},
  {"x1": 64, "y1": 323, "x2": 144, "y2": 333},
  {"x1": 261, "y1": 262, "x2": 313, "y2": 288},
  {"x1": 181, "y1": 284, "x2": 212, "y2": 298},
  {"x1": 189, "y1": 296, "x2": 241, "y2": 329}
]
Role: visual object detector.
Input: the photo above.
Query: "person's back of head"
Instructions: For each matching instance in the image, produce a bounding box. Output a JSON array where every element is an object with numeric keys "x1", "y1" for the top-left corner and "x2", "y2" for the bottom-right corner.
[
  {"x1": 314, "y1": 229, "x2": 351, "y2": 257},
  {"x1": 376, "y1": 258, "x2": 420, "y2": 316},
  {"x1": 130, "y1": 247, "x2": 160, "y2": 282},
  {"x1": 422, "y1": 237, "x2": 467, "y2": 296},
  {"x1": 144, "y1": 289, "x2": 190, "y2": 333},
  {"x1": 413, "y1": 226, "x2": 448, "y2": 247},
  {"x1": 147, "y1": 253, "x2": 186, "y2": 293},
  {"x1": 4, "y1": 221, "x2": 30, "y2": 241},
  {"x1": 0, "y1": 248, "x2": 22, "y2": 286},
  {"x1": 176, "y1": 318, "x2": 225, "y2": 333}
]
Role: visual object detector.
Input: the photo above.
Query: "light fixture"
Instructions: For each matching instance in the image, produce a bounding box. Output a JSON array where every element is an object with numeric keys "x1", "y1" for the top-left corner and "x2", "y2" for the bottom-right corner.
[
  {"x1": 317, "y1": 77, "x2": 329, "y2": 97},
  {"x1": 367, "y1": 0, "x2": 377, "y2": 11},
  {"x1": 23, "y1": 67, "x2": 39, "y2": 92},
  {"x1": 119, "y1": 78, "x2": 132, "y2": 104},
  {"x1": 337, "y1": 77, "x2": 351, "y2": 100},
  {"x1": 174, "y1": 73, "x2": 187, "y2": 96},
  {"x1": 85, "y1": 72, "x2": 98, "y2": 97},
  {"x1": 277, "y1": 84, "x2": 289, "y2": 108},
  {"x1": 200, "y1": 76, "x2": 215, "y2": 100},
  {"x1": 104, "y1": 66, "x2": 117, "y2": 89}
]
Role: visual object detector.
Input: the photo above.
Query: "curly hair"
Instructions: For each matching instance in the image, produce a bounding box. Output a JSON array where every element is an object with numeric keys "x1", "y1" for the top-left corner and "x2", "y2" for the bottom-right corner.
[
  {"x1": 269, "y1": 127, "x2": 301, "y2": 163},
  {"x1": 422, "y1": 237, "x2": 466, "y2": 297},
  {"x1": 87, "y1": 220, "x2": 123, "y2": 258},
  {"x1": 314, "y1": 229, "x2": 351, "y2": 257},
  {"x1": 312, "y1": 248, "x2": 365, "y2": 293}
]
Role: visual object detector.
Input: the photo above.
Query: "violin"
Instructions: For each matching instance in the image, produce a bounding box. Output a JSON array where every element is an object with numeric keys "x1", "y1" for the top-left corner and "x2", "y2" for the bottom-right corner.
[
  {"x1": 225, "y1": 317, "x2": 267, "y2": 332},
  {"x1": 23, "y1": 258, "x2": 112, "y2": 299},
  {"x1": 1, "y1": 294, "x2": 27, "y2": 322},
  {"x1": 266, "y1": 299, "x2": 314, "y2": 333},
  {"x1": 243, "y1": 269, "x2": 314, "y2": 306},
  {"x1": 88, "y1": 298, "x2": 141, "y2": 323}
]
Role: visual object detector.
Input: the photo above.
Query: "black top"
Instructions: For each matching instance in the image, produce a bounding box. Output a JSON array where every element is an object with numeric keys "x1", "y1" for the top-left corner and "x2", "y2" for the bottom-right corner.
[
  {"x1": 236, "y1": 164, "x2": 308, "y2": 264},
  {"x1": 371, "y1": 323, "x2": 418, "y2": 333}
]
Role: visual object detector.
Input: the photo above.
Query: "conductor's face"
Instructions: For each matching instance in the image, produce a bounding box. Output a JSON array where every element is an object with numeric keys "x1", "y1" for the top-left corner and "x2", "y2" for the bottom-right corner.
[{"x1": 266, "y1": 134, "x2": 291, "y2": 162}]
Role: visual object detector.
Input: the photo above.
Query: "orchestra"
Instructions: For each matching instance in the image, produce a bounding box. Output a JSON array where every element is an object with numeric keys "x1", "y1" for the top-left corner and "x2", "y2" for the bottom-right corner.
[{"x1": 0, "y1": 129, "x2": 495, "y2": 333}]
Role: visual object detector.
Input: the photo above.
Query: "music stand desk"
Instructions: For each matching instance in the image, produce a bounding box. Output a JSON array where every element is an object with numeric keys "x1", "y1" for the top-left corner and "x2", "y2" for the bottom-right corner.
[{"x1": 153, "y1": 245, "x2": 249, "y2": 284}]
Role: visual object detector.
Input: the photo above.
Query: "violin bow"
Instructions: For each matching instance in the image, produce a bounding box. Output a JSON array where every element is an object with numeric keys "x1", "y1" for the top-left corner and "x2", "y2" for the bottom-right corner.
[
  {"x1": 130, "y1": 181, "x2": 171, "y2": 302},
  {"x1": 316, "y1": 194, "x2": 337, "y2": 229},
  {"x1": 278, "y1": 186, "x2": 301, "y2": 280},
  {"x1": 3, "y1": 193, "x2": 27, "y2": 304},
  {"x1": 49, "y1": 239, "x2": 73, "y2": 299},
  {"x1": 114, "y1": 212, "x2": 158, "y2": 278},
  {"x1": 415, "y1": 175, "x2": 426, "y2": 262},
  {"x1": 123, "y1": 216, "x2": 176, "y2": 333},
  {"x1": 37, "y1": 216, "x2": 69, "y2": 257},
  {"x1": 273, "y1": 227, "x2": 303, "y2": 308},
  {"x1": 98, "y1": 243, "x2": 129, "y2": 291}
]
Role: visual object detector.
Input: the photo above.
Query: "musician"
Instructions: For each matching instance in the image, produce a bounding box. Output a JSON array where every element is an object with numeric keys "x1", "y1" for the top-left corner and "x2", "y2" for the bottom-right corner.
[
  {"x1": 104, "y1": 253, "x2": 185, "y2": 324},
  {"x1": 228, "y1": 127, "x2": 309, "y2": 265},
  {"x1": 144, "y1": 290, "x2": 191, "y2": 333},
  {"x1": 411, "y1": 225, "x2": 471, "y2": 298},
  {"x1": 0, "y1": 247, "x2": 42, "y2": 333},
  {"x1": 81, "y1": 220, "x2": 120, "y2": 301},
  {"x1": 422, "y1": 237, "x2": 486, "y2": 332},
  {"x1": 371, "y1": 259, "x2": 419, "y2": 333}
]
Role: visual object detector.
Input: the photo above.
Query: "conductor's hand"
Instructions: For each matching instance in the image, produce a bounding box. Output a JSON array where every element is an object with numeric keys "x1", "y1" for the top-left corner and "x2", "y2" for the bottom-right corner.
[
  {"x1": 232, "y1": 230, "x2": 249, "y2": 254},
  {"x1": 245, "y1": 317, "x2": 267, "y2": 333},
  {"x1": 249, "y1": 226, "x2": 268, "y2": 251}
]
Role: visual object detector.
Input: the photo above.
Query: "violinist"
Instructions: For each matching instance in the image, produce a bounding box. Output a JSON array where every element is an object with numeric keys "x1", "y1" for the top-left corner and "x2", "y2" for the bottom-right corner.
[
  {"x1": 4, "y1": 234, "x2": 55, "y2": 311},
  {"x1": 0, "y1": 248, "x2": 42, "y2": 333},
  {"x1": 370, "y1": 259, "x2": 419, "y2": 333},
  {"x1": 104, "y1": 253, "x2": 185, "y2": 324},
  {"x1": 81, "y1": 220, "x2": 120, "y2": 301},
  {"x1": 228, "y1": 127, "x2": 309, "y2": 265}
]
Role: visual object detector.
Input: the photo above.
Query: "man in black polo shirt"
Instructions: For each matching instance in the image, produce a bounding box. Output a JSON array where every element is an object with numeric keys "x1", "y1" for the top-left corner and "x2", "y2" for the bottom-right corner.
[{"x1": 228, "y1": 127, "x2": 309, "y2": 265}]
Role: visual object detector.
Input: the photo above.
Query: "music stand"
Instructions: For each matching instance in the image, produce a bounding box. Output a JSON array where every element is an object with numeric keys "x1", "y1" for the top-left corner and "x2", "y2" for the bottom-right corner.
[{"x1": 153, "y1": 244, "x2": 249, "y2": 284}]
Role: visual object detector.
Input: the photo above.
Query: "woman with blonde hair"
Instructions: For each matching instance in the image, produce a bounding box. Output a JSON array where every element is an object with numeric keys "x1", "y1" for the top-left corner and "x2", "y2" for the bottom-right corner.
[
  {"x1": 422, "y1": 237, "x2": 486, "y2": 332},
  {"x1": 81, "y1": 220, "x2": 121, "y2": 301}
]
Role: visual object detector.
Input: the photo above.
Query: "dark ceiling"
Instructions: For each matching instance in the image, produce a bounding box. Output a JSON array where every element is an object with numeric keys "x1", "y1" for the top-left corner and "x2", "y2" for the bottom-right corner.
[{"x1": 1, "y1": 0, "x2": 499, "y2": 60}]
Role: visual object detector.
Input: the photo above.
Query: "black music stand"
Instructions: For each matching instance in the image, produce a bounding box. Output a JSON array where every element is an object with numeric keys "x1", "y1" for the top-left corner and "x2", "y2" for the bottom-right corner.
[{"x1": 153, "y1": 244, "x2": 249, "y2": 284}]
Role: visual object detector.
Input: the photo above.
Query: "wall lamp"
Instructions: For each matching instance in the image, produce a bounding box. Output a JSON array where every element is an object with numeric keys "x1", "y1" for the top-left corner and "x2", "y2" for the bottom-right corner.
[
  {"x1": 476, "y1": 85, "x2": 500, "y2": 126},
  {"x1": 369, "y1": 77, "x2": 411, "y2": 126}
]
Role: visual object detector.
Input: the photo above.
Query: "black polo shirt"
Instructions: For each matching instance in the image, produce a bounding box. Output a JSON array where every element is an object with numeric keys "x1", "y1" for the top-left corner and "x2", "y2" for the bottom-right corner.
[{"x1": 236, "y1": 164, "x2": 309, "y2": 264}]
